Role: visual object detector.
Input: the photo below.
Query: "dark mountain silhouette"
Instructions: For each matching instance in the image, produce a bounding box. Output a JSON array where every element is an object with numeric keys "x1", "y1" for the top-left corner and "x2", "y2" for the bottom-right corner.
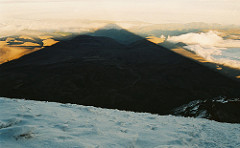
[
  {"x1": 0, "y1": 28, "x2": 240, "y2": 123},
  {"x1": 89, "y1": 24, "x2": 143, "y2": 44}
]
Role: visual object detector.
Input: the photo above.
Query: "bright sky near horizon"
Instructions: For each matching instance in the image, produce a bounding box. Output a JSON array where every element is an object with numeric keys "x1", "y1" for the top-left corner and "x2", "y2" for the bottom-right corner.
[{"x1": 0, "y1": 0, "x2": 239, "y2": 25}]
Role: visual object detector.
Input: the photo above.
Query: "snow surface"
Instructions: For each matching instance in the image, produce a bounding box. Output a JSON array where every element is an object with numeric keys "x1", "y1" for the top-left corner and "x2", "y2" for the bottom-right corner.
[{"x1": 0, "y1": 97, "x2": 239, "y2": 148}]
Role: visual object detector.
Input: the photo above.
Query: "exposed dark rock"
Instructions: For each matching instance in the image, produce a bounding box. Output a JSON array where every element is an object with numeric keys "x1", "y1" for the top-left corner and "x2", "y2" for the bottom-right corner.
[{"x1": 173, "y1": 97, "x2": 240, "y2": 123}]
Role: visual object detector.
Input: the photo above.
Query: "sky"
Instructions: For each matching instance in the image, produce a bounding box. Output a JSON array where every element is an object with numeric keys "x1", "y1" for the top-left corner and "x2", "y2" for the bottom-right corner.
[{"x1": 0, "y1": 0, "x2": 239, "y2": 25}]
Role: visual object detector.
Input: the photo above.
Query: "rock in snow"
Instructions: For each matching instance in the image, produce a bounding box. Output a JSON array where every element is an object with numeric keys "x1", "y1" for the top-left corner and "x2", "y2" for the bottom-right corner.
[
  {"x1": 0, "y1": 97, "x2": 239, "y2": 148},
  {"x1": 173, "y1": 97, "x2": 240, "y2": 123}
]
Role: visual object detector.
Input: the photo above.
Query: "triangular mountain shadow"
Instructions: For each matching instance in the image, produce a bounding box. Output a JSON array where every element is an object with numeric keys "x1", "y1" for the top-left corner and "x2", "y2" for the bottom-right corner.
[
  {"x1": 88, "y1": 24, "x2": 143, "y2": 44},
  {"x1": 0, "y1": 25, "x2": 240, "y2": 123}
]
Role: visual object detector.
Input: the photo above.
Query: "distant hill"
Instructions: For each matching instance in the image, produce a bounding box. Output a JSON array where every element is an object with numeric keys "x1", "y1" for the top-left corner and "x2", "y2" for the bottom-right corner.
[
  {"x1": 0, "y1": 30, "x2": 240, "y2": 122},
  {"x1": 0, "y1": 34, "x2": 63, "y2": 64}
]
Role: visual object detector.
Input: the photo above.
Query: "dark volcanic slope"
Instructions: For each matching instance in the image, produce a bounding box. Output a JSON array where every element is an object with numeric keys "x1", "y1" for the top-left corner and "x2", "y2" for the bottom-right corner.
[{"x1": 0, "y1": 35, "x2": 240, "y2": 115}]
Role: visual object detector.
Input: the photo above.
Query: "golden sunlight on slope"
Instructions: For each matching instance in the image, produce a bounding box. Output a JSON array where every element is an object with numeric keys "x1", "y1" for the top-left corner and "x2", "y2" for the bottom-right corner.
[
  {"x1": 5, "y1": 37, "x2": 15, "y2": 42},
  {"x1": 0, "y1": 41, "x2": 41, "y2": 64},
  {"x1": 171, "y1": 48, "x2": 209, "y2": 63},
  {"x1": 38, "y1": 36, "x2": 53, "y2": 40},
  {"x1": 42, "y1": 39, "x2": 59, "y2": 46},
  {"x1": 0, "y1": 41, "x2": 8, "y2": 47},
  {"x1": 13, "y1": 42, "x2": 40, "y2": 47},
  {"x1": 11, "y1": 40, "x2": 23, "y2": 43},
  {"x1": 216, "y1": 66, "x2": 223, "y2": 70},
  {"x1": 146, "y1": 36, "x2": 165, "y2": 44},
  {"x1": 19, "y1": 36, "x2": 35, "y2": 40},
  {"x1": 0, "y1": 35, "x2": 61, "y2": 64}
]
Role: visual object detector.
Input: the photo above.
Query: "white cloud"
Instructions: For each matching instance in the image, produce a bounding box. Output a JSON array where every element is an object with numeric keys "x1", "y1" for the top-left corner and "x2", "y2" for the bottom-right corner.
[
  {"x1": 0, "y1": 19, "x2": 148, "y2": 38},
  {"x1": 168, "y1": 31, "x2": 240, "y2": 48},
  {"x1": 168, "y1": 31, "x2": 240, "y2": 69}
]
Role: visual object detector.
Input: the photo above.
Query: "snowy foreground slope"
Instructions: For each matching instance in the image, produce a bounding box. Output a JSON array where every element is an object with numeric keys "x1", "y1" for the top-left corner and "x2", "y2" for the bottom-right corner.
[{"x1": 0, "y1": 97, "x2": 239, "y2": 148}]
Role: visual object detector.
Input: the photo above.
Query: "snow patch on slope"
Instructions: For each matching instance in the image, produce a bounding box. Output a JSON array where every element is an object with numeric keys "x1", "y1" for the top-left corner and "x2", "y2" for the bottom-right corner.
[{"x1": 0, "y1": 97, "x2": 239, "y2": 148}]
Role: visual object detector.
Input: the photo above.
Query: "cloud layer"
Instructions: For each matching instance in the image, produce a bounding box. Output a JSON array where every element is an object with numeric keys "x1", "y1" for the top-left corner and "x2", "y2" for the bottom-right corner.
[
  {"x1": 1, "y1": 0, "x2": 239, "y2": 25},
  {"x1": 168, "y1": 31, "x2": 240, "y2": 69},
  {"x1": 0, "y1": 19, "x2": 149, "y2": 38}
]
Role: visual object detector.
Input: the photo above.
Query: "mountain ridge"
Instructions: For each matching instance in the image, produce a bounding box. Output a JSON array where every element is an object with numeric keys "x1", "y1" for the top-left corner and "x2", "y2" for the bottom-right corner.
[{"x1": 0, "y1": 30, "x2": 240, "y2": 122}]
